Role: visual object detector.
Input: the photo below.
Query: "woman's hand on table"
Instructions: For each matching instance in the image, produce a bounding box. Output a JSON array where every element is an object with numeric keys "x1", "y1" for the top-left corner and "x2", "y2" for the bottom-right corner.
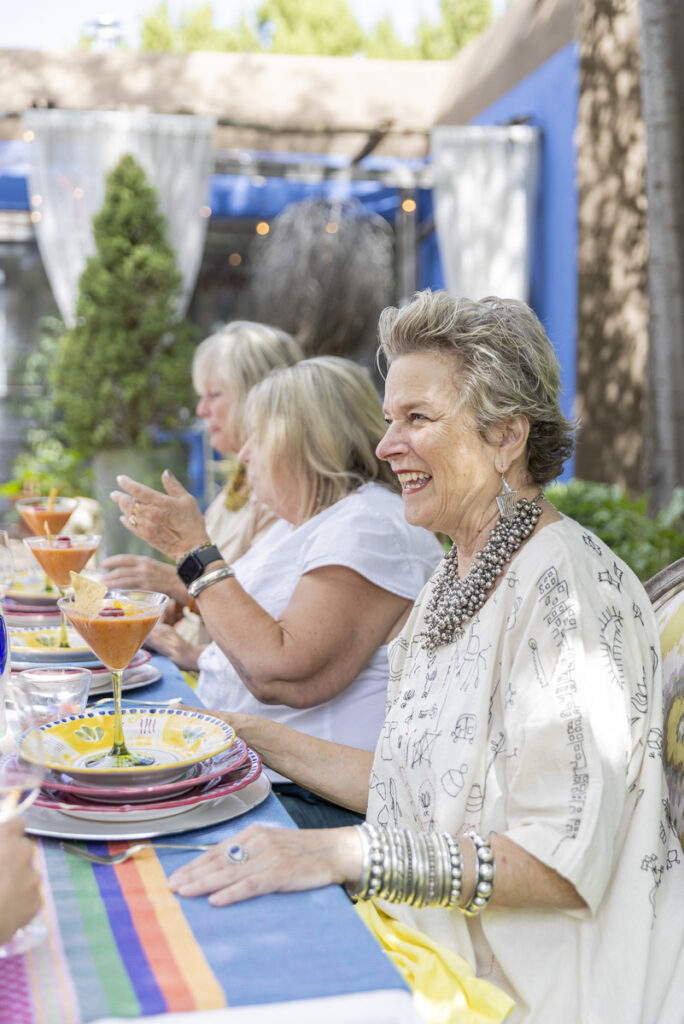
[
  {"x1": 101, "y1": 554, "x2": 189, "y2": 605},
  {"x1": 145, "y1": 623, "x2": 205, "y2": 671},
  {"x1": 110, "y1": 470, "x2": 210, "y2": 562},
  {"x1": 0, "y1": 819, "x2": 42, "y2": 944},
  {"x1": 168, "y1": 824, "x2": 363, "y2": 906}
]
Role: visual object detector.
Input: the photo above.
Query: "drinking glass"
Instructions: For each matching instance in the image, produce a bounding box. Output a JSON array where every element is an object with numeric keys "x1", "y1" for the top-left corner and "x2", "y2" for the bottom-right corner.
[
  {"x1": 0, "y1": 531, "x2": 14, "y2": 599},
  {"x1": 23, "y1": 534, "x2": 101, "y2": 648},
  {"x1": 16, "y1": 496, "x2": 78, "y2": 595},
  {"x1": 0, "y1": 676, "x2": 47, "y2": 957},
  {"x1": 59, "y1": 590, "x2": 168, "y2": 768},
  {"x1": 17, "y1": 667, "x2": 92, "y2": 726}
]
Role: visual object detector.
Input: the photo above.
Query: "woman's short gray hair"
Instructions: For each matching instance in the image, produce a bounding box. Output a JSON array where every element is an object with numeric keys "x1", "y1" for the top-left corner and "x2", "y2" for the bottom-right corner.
[
  {"x1": 192, "y1": 321, "x2": 303, "y2": 445},
  {"x1": 246, "y1": 356, "x2": 399, "y2": 521},
  {"x1": 378, "y1": 290, "x2": 576, "y2": 484}
]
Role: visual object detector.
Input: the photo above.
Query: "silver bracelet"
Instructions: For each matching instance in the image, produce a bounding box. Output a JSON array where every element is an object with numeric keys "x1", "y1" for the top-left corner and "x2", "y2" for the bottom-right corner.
[
  {"x1": 187, "y1": 564, "x2": 235, "y2": 599},
  {"x1": 460, "y1": 830, "x2": 495, "y2": 916}
]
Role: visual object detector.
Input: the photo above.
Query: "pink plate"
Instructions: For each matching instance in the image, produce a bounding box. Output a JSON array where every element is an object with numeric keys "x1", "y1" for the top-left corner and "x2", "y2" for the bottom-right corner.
[
  {"x1": 35, "y1": 749, "x2": 262, "y2": 821},
  {"x1": 38, "y1": 737, "x2": 249, "y2": 803}
]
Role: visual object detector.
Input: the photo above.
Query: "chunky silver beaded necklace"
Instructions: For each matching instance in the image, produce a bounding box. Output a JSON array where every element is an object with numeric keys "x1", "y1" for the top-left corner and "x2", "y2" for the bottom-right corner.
[{"x1": 421, "y1": 495, "x2": 543, "y2": 652}]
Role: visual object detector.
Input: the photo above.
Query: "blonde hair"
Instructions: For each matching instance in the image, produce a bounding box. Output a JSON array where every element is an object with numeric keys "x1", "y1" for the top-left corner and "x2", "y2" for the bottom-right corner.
[
  {"x1": 378, "y1": 290, "x2": 576, "y2": 484},
  {"x1": 192, "y1": 321, "x2": 303, "y2": 446},
  {"x1": 246, "y1": 356, "x2": 399, "y2": 521}
]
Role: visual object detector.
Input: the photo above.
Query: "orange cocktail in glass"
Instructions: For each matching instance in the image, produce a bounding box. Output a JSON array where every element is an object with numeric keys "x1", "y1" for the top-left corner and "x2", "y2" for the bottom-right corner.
[
  {"x1": 16, "y1": 497, "x2": 78, "y2": 537},
  {"x1": 24, "y1": 535, "x2": 101, "y2": 647},
  {"x1": 59, "y1": 590, "x2": 168, "y2": 768}
]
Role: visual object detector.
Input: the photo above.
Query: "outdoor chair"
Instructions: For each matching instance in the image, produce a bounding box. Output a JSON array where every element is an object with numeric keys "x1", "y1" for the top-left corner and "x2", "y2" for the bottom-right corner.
[{"x1": 645, "y1": 557, "x2": 684, "y2": 849}]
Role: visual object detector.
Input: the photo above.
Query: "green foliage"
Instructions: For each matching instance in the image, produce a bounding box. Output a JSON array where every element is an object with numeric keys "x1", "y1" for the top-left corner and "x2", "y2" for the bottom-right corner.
[
  {"x1": 545, "y1": 479, "x2": 684, "y2": 581},
  {"x1": 415, "y1": 0, "x2": 493, "y2": 58},
  {"x1": 137, "y1": 0, "x2": 493, "y2": 59},
  {"x1": 52, "y1": 155, "x2": 196, "y2": 459},
  {"x1": 0, "y1": 318, "x2": 93, "y2": 499}
]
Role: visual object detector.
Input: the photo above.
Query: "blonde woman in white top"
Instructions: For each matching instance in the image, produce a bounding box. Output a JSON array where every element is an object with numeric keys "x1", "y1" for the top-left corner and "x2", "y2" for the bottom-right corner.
[
  {"x1": 111, "y1": 357, "x2": 442, "y2": 826},
  {"x1": 102, "y1": 321, "x2": 303, "y2": 656}
]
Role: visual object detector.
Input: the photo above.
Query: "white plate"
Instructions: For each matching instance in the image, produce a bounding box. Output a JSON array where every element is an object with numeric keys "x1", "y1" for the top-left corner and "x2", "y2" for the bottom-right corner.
[
  {"x1": 23, "y1": 773, "x2": 271, "y2": 840},
  {"x1": 87, "y1": 663, "x2": 162, "y2": 695}
]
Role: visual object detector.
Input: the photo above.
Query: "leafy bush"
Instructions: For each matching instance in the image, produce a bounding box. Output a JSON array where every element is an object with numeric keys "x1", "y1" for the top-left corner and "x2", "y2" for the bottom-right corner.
[
  {"x1": 0, "y1": 317, "x2": 93, "y2": 500},
  {"x1": 545, "y1": 479, "x2": 684, "y2": 581}
]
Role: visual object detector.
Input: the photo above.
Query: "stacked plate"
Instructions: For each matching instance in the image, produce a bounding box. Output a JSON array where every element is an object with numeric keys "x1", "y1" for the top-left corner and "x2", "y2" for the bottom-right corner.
[
  {"x1": 7, "y1": 624, "x2": 161, "y2": 696},
  {"x1": 18, "y1": 707, "x2": 270, "y2": 840}
]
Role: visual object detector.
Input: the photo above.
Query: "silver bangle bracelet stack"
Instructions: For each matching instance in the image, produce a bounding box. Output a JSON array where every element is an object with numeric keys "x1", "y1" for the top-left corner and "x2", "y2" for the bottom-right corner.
[
  {"x1": 348, "y1": 822, "x2": 477, "y2": 910},
  {"x1": 460, "y1": 829, "x2": 495, "y2": 916},
  {"x1": 187, "y1": 564, "x2": 235, "y2": 599}
]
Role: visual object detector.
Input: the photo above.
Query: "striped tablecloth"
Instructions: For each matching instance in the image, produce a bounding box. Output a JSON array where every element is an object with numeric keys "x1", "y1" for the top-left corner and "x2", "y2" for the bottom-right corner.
[{"x1": 0, "y1": 662, "x2": 409, "y2": 1023}]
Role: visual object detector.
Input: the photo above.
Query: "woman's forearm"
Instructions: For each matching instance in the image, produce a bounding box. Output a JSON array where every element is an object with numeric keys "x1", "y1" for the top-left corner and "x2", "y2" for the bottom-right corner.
[{"x1": 206, "y1": 712, "x2": 372, "y2": 814}]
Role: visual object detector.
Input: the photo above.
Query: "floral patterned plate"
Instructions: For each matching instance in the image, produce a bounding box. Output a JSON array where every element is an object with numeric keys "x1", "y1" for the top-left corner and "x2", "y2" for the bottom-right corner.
[{"x1": 23, "y1": 708, "x2": 236, "y2": 786}]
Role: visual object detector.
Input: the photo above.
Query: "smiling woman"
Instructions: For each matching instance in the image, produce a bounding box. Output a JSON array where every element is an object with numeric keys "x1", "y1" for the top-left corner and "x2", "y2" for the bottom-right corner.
[{"x1": 163, "y1": 292, "x2": 683, "y2": 1024}]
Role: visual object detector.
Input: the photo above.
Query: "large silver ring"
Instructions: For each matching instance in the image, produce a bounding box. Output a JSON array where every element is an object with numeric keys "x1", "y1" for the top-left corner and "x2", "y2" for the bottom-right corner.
[
  {"x1": 128, "y1": 515, "x2": 137, "y2": 528},
  {"x1": 226, "y1": 843, "x2": 249, "y2": 864}
]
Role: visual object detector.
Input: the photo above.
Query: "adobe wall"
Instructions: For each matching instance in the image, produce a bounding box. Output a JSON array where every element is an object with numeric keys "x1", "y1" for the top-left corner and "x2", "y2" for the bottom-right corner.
[{"x1": 574, "y1": 0, "x2": 648, "y2": 491}]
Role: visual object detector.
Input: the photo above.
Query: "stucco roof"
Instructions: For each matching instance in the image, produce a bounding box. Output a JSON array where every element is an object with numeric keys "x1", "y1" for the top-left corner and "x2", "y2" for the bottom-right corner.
[{"x1": 0, "y1": 48, "x2": 452, "y2": 158}]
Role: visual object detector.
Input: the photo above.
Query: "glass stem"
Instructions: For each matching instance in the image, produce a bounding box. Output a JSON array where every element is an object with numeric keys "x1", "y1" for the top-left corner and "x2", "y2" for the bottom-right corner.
[
  {"x1": 58, "y1": 598, "x2": 69, "y2": 648},
  {"x1": 43, "y1": 572, "x2": 54, "y2": 594},
  {"x1": 109, "y1": 670, "x2": 131, "y2": 758}
]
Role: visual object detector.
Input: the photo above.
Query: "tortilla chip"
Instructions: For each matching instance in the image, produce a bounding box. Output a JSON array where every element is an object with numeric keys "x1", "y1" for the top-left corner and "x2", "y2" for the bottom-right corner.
[{"x1": 70, "y1": 572, "x2": 107, "y2": 616}]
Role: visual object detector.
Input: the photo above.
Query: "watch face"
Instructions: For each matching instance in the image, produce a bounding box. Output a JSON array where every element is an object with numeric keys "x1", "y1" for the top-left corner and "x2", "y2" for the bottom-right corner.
[{"x1": 177, "y1": 546, "x2": 220, "y2": 586}]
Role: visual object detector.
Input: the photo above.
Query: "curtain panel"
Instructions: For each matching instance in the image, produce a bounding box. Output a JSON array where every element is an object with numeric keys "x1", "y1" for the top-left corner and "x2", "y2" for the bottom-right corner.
[{"x1": 22, "y1": 109, "x2": 216, "y2": 325}]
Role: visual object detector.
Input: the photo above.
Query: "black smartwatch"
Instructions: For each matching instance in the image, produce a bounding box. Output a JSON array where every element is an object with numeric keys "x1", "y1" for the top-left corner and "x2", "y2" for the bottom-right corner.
[{"x1": 176, "y1": 544, "x2": 223, "y2": 587}]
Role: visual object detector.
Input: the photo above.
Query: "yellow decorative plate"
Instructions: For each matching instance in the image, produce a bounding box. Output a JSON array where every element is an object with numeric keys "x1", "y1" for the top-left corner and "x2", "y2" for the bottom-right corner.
[
  {"x1": 25, "y1": 709, "x2": 236, "y2": 786},
  {"x1": 10, "y1": 626, "x2": 94, "y2": 662}
]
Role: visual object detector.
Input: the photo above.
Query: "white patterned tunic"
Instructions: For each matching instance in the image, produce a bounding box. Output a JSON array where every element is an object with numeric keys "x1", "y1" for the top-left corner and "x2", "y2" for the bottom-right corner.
[{"x1": 367, "y1": 516, "x2": 684, "y2": 1023}]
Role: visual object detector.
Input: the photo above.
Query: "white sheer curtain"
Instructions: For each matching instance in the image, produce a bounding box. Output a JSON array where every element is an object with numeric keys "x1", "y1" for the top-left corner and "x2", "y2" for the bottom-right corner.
[
  {"x1": 430, "y1": 125, "x2": 541, "y2": 302},
  {"x1": 22, "y1": 110, "x2": 216, "y2": 324}
]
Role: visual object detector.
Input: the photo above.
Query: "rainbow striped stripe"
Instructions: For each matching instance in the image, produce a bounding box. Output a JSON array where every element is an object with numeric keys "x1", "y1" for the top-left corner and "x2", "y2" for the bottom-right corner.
[{"x1": 1, "y1": 840, "x2": 227, "y2": 1024}]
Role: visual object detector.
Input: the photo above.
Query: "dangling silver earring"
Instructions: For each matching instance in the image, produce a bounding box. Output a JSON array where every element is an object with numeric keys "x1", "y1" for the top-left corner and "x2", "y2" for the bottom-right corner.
[{"x1": 496, "y1": 473, "x2": 518, "y2": 519}]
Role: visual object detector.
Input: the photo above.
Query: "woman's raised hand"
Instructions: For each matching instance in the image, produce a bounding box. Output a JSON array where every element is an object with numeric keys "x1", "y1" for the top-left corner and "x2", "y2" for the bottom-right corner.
[
  {"x1": 110, "y1": 470, "x2": 210, "y2": 563},
  {"x1": 168, "y1": 823, "x2": 363, "y2": 907},
  {"x1": 145, "y1": 623, "x2": 204, "y2": 671}
]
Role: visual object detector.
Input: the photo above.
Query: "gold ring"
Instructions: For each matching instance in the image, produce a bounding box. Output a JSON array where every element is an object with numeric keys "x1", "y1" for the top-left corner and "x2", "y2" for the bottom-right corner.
[
  {"x1": 129, "y1": 515, "x2": 137, "y2": 528},
  {"x1": 132, "y1": 501, "x2": 141, "y2": 515}
]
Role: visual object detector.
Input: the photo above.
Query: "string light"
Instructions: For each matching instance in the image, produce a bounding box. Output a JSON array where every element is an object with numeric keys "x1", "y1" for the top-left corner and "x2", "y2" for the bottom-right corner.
[
  {"x1": 73, "y1": 187, "x2": 84, "y2": 199},
  {"x1": 229, "y1": 252, "x2": 242, "y2": 266},
  {"x1": 401, "y1": 198, "x2": 417, "y2": 214},
  {"x1": 23, "y1": 130, "x2": 35, "y2": 142},
  {"x1": 325, "y1": 222, "x2": 339, "y2": 234},
  {"x1": 30, "y1": 194, "x2": 42, "y2": 207},
  {"x1": 199, "y1": 205, "x2": 212, "y2": 219},
  {"x1": 29, "y1": 211, "x2": 41, "y2": 223},
  {"x1": 256, "y1": 221, "x2": 270, "y2": 236}
]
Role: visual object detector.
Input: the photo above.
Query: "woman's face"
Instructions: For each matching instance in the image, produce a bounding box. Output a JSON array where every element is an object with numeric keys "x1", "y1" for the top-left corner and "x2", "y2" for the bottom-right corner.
[
  {"x1": 196, "y1": 382, "x2": 240, "y2": 454},
  {"x1": 376, "y1": 351, "x2": 499, "y2": 539},
  {"x1": 238, "y1": 433, "x2": 304, "y2": 525}
]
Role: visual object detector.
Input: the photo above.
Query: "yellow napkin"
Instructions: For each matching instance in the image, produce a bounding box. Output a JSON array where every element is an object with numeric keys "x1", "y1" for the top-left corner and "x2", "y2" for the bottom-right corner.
[{"x1": 355, "y1": 901, "x2": 514, "y2": 1024}]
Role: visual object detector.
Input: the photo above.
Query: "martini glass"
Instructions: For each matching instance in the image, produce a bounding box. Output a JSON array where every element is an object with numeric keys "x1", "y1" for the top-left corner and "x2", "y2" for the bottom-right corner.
[
  {"x1": 16, "y1": 497, "x2": 78, "y2": 596},
  {"x1": 58, "y1": 590, "x2": 168, "y2": 769},
  {"x1": 23, "y1": 535, "x2": 101, "y2": 648}
]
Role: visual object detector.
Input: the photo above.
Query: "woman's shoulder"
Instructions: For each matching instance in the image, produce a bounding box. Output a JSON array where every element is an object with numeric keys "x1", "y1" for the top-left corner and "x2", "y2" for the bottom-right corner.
[{"x1": 302, "y1": 484, "x2": 442, "y2": 596}]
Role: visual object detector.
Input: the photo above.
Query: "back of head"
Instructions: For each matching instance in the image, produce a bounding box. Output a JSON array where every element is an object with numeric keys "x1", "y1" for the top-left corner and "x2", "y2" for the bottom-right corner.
[
  {"x1": 246, "y1": 355, "x2": 399, "y2": 521},
  {"x1": 192, "y1": 321, "x2": 304, "y2": 444},
  {"x1": 378, "y1": 290, "x2": 575, "y2": 484}
]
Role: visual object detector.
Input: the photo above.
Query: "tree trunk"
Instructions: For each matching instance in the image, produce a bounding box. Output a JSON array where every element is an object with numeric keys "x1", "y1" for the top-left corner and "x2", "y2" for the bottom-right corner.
[{"x1": 639, "y1": 0, "x2": 684, "y2": 509}]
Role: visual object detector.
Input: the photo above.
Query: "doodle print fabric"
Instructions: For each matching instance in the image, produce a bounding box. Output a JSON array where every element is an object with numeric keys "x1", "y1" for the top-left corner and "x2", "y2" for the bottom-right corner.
[{"x1": 366, "y1": 516, "x2": 684, "y2": 1024}]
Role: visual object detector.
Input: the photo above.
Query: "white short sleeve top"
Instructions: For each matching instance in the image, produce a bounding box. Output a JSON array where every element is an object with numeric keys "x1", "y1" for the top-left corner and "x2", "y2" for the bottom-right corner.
[{"x1": 197, "y1": 483, "x2": 443, "y2": 778}]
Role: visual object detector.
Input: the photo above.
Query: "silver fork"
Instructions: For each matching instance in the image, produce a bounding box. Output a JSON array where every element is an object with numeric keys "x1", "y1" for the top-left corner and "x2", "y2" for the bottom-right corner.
[
  {"x1": 60, "y1": 840, "x2": 212, "y2": 865},
  {"x1": 89, "y1": 696, "x2": 183, "y2": 708}
]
